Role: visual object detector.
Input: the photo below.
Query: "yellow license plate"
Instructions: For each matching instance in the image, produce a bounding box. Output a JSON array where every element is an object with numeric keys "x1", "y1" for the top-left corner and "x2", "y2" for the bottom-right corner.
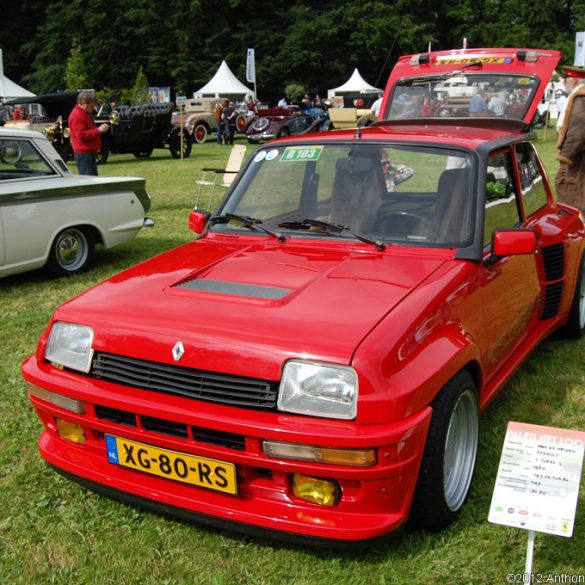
[{"x1": 105, "y1": 435, "x2": 237, "y2": 495}]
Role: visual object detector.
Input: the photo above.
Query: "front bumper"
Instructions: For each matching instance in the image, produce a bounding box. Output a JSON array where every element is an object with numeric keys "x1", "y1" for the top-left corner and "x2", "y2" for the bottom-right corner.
[
  {"x1": 23, "y1": 355, "x2": 431, "y2": 546},
  {"x1": 246, "y1": 133, "x2": 276, "y2": 143}
]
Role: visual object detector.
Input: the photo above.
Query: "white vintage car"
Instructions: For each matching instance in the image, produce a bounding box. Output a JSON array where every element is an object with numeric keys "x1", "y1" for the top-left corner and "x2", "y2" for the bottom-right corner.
[{"x1": 0, "y1": 127, "x2": 153, "y2": 278}]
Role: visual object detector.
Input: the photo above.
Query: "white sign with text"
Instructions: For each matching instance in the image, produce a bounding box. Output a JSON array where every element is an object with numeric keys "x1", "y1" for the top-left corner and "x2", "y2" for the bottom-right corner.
[{"x1": 489, "y1": 421, "x2": 584, "y2": 537}]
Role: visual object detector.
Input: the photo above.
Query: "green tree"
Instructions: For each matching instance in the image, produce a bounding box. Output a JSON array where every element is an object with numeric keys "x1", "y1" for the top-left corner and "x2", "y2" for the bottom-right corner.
[
  {"x1": 131, "y1": 66, "x2": 150, "y2": 105},
  {"x1": 64, "y1": 39, "x2": 88, "y2": 91}
]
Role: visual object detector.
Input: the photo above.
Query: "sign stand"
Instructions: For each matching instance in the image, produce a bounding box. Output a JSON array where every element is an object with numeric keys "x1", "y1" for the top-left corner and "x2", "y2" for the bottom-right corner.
[
  {"x1": 525, "y1": 530, "x2": 535, "y2": 576},
  {"x1": 176, "y1": 95, "x2": 186, "y2": 160}
]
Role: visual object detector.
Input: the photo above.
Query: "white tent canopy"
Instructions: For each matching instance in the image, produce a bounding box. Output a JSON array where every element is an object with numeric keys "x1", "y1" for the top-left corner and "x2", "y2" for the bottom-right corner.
[
  {"x1": 327, "y1": 68, "x2": 381, "y2": 97},
  {"x1": 194, "y1": 61, "x2": 252, "y2": 98},
  {"x1": 0, "y1": 75, "x2": 35, "y2": 101}
]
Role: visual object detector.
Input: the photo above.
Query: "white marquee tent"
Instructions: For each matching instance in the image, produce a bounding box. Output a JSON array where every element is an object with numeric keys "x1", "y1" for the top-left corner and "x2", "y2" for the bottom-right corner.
[
  {"x1": 327, "y1": 68, "x2": 381, "y2": 98},
  {"x1": 0, "y1": 75, "x2": 35, "y2": 101},
  {"x1": 194, "y1": 61, "x2": 253, "y2": 98}
]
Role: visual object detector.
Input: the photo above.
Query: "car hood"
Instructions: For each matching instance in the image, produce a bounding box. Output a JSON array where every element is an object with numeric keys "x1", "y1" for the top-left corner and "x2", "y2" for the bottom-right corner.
[{"x1": 55, "y1": 238, "x2": 449, "y2": 380}]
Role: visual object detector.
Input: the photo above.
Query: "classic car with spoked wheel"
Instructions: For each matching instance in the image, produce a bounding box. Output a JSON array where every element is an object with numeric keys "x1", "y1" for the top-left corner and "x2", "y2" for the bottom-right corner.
[
  {"x1": 0, "y1": 127, "x2": 152, "y2": 278},
  {"x1": 95, "y1": 103, "x2": 191, "y2": 163},
  {"x1": 245, "y1": 106, "x2": 329, "y2": 143},
  {"x1": 23, "y1": 48, "x2": 585, "y2": 547},
  {"x1": 171, "y1": 97, "x2": 248, "y2": 144},
  {"x1": 5, "y1": 92, "x2": 192, "y2": 164}
]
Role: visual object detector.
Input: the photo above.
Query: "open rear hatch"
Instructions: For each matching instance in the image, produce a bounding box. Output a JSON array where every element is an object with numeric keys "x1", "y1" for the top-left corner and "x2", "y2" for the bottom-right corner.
[{"x1": 380, "y1": 48, "x2": 560, "y2": 126}]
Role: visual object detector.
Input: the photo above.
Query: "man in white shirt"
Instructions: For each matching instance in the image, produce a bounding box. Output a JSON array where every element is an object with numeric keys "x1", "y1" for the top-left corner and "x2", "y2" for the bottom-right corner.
[{"x1": 371, "y1": 93, "x2": 383, "y2": 119}]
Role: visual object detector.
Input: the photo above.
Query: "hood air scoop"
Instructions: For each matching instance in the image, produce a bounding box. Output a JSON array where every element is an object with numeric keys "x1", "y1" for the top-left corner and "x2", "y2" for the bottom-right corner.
[{"x1": 175, "y1": 278, "x2": 292, "y2": 300}]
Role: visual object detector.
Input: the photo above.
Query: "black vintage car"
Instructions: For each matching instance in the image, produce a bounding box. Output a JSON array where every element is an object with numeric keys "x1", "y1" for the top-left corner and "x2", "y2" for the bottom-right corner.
[{"x1": 5, "y1": 92, "x2": 192, "y2": 163}]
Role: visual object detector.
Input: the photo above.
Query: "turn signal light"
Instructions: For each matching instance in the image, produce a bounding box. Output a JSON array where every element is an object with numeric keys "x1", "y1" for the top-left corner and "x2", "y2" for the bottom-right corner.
[
  {"x1": 56, "y1": 419, "x2": 87, "y2": 444},
  {"x1": 292, "y1": 474, "x2": 339, "y2": 507},
  {"x1": 27, "y1": 384, "x2": 85, "y2": 414},
  {"x1": 263, "y1": 441, "x2": 376, "y2": 467}
]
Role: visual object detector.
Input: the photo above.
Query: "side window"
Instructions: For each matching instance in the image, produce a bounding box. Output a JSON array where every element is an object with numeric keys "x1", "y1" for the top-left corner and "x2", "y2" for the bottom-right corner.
[
  {"x1": 516, "y1": 142, "x2": 548, "y2": 217},
  {"x1": 484, "y1": 150, "x2": 521, "y2": 246}
]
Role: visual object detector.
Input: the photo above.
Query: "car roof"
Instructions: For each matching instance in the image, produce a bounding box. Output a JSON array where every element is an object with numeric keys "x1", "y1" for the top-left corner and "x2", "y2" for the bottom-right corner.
[
  {"x1": 0, "y1": 127, "x2": 48, "y2": 140},
  {"x1": 278, "y1": 120, "x2": 531, "y2": 152}
]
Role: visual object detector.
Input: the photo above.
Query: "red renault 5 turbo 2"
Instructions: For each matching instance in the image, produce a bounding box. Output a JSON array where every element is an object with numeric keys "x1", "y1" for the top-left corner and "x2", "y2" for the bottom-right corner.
[{"x1": 23, "y1": 48, "x2": 585, "y2": 546}]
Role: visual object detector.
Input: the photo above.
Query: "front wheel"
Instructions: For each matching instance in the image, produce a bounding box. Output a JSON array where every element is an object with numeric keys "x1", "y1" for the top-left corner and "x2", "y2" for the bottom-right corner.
[
  {"x1": 410, "y1": 370, "x2": 479, "y2": 532},
  {"x1": 169, "y1": 128, "x2": 192, "y2": 159},
  {"x1": 192, "y1": 123, "x2": 208, "y2": 144},
  {"x1": 46, "y1": 227, "x2": 95, "y2": 277}
]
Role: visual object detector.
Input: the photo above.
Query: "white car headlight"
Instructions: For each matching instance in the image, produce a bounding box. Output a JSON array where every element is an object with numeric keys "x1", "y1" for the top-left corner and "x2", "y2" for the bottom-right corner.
[
  {"x1": 278, "y1": 360, "x2": 358, "y2": 420},
  {"x1": 45, "y1": 322, "x2": 94, "y2": 373}
]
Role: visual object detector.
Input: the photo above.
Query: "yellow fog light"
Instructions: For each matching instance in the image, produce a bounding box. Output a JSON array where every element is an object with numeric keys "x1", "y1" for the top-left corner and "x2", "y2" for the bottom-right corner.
[
  {"x1": 292, "y1": 474, "x2": 339, "y2": 507},
  {"x1": 56, "y1": 419, "x2": 87, "y2": 444}
]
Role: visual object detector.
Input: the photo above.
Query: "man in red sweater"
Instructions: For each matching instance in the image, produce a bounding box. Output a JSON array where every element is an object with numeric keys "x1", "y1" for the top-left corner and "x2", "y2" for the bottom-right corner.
[{"x1": 68, "y1": 90, "x2": 109, "y2": 175}]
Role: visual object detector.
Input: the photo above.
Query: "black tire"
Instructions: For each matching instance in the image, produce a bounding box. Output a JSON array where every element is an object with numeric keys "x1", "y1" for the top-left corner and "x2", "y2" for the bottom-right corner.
[
  {"x1": 96, "y1": 146, "x2": 110, "y2": 165},
  {"x1": 558, "y1": 253, "x2": 585, "y2": 339},
  {"x1": 169, "y1": 128, "x2": 192, "y2": 159},
  {"x1": 409, "y1": 370, "x2": 479, "y2": 532},
  {"x1": 46, "y1": 227, "x2": 95, "y2": 277},
  {"x1": 133, "y1": 148, "x2": 153, "y2": 159},
  {"x1": 192, "y1": 123, "x2": 208, "y2": 144}
]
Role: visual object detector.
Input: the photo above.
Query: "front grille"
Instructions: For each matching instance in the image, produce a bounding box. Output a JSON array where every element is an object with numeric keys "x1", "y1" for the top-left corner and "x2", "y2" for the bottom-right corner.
[
  {"x1": 94, "y1": 405, "x2": 245, "y2": 450},
  {"x1": 90, "y1": 352, "x2": 278, "y2": 410},
  {"x1": 142, "y1": 415, "x2": 188, "y2": 439}
]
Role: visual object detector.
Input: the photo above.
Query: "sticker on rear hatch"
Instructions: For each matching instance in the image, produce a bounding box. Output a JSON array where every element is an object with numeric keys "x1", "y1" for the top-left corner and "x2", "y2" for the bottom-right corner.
[
  {"x1": 436, "y1": 56, "x2": 513, "y2": 65},
  {"x1": 281, "y1": 146, "x2": 323, "y2": 162}
]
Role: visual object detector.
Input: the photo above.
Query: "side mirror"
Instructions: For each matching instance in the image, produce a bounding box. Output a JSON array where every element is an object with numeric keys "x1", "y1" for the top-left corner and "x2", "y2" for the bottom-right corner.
[
  {"x1": 490, "y1": 228, "x2": 537, "y2": 259},
  {"x1": 188, "y1": 209, "x2": 211, "y2": 236}
]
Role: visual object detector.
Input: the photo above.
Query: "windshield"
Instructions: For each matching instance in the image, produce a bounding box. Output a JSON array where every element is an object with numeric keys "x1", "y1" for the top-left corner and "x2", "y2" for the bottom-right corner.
[
  {"x1": 386, "y1": 73, "x2": 539, "y2": 121},
  {"x1": 217, "y1": 143, "x2": 474, "y2": 247}
]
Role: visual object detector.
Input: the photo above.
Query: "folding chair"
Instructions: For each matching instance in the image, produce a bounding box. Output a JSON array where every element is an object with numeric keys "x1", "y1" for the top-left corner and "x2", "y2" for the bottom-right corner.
[{"x1": 195, "y1": 144, "x2": 247, "y2": 210}]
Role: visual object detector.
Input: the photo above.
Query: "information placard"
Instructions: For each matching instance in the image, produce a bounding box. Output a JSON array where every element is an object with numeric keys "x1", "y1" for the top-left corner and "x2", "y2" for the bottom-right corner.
[{"x1": 489, "y1": 422, "x2": 585, "y2": 537}]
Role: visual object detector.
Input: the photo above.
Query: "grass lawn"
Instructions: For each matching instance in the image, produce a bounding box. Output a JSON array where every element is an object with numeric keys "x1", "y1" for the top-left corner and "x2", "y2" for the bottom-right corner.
[{"x1": 1, "y1": 130, "x2": 584, "y2": 585}]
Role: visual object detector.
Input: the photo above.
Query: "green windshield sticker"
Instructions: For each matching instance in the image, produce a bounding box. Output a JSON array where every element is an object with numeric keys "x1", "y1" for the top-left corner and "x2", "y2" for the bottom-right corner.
[{"x1": 281, "y1": 146, "x2": 323, "y2": 162}]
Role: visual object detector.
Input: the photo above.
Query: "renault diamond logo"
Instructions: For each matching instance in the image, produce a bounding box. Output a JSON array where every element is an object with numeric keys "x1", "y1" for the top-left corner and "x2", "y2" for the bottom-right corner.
[{"x1": 172, "y1": 341, "x2": 185, "y2": 362}]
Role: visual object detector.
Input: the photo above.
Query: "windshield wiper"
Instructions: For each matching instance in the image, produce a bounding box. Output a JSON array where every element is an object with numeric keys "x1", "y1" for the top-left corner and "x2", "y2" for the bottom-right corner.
[
  {"x1": 210, "y1": 213, "x2": 286, "y2": 242},
  {"x1": 278, "y1": 218, "x2": 386, "y2": 251}
]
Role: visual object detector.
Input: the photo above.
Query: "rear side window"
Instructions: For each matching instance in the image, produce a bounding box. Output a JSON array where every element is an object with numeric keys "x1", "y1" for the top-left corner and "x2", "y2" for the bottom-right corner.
[{"x1": 516, "y1": 142, "x2": 548, "y2": 217}]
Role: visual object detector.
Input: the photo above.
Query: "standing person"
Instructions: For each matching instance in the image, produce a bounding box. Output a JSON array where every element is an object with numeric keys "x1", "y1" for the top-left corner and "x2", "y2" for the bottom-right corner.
[
  {"x1": 555, "y1": 66, "x2": 585, "y2": 211},
  {"x1": 277, "y1": 95, "x2": 288, "y2": 107},
  {"x1": 371, "y1": 93, "x2": 383, "y2": 119},
  {"x1": 487, "y1": 92, "x2": 506, "y2": 117},
  {"x1": 468, "y1": 89, "x2": 487, "y2": 116},
  {"x1": 222, "y1": 99, "x2": 236, "y2": 145},
  {"x1": 214, "y1": 99, "x2": 224, "y2": 144},
  {"x1": 68, "y1": 90, "x2": 109, "y2": 176}
]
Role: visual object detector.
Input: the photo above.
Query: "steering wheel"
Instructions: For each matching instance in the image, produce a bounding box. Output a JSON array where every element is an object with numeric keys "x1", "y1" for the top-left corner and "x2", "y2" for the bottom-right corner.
[{"x1": 373, "y1": 211, "x2": 438, "y2": 240}]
